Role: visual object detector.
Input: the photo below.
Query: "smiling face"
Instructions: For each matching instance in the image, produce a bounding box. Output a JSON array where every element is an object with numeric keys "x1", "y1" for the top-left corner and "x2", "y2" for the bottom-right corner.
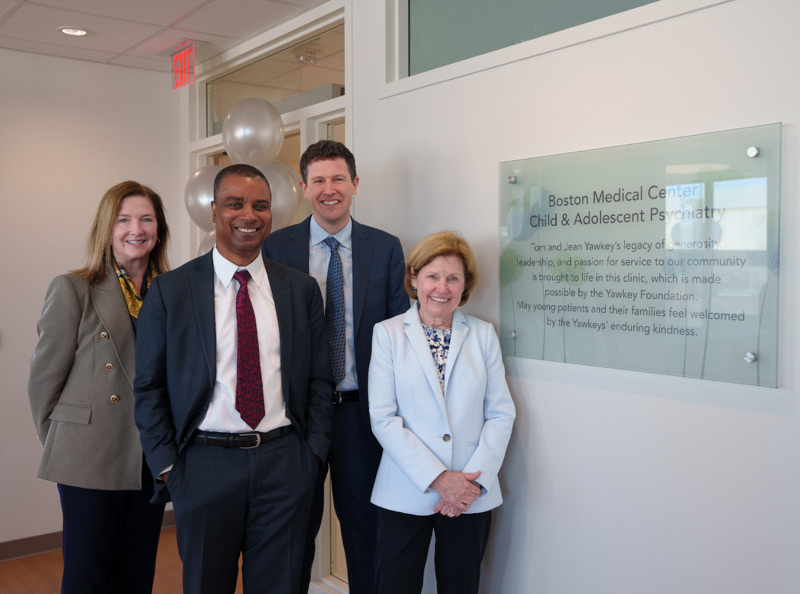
[
  {"x1": 301, "y1": 157, "x2": 359, "y2": 235},
  {"x1": 212, "y1": 174, "x2": 272, "y2": 266},
  {"x1": 111, "y1": 195, "x2": 158, "y2": 271},
  {"x1": 412, "y1": 254, "x2": 466, "y2": 329}
]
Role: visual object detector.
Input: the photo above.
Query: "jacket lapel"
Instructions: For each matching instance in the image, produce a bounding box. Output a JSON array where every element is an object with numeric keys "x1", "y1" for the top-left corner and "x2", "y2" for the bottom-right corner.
[
  {"x1": 286, "y1": 217, "x2": 312, "y2": 273},
  {"x1": 443, "y1": 310, "x2": 469, "y2": 398},
  {"x1": 264, "y1": 257, "x2": 291, "y2": 403},
  {"x1": 404, "y1": 305, "x2": 449, "y2": 423},
  {"x1": 350, "y1": 218, "x2": 371, "y2": 340},
  {"x1": 91, "y1": 271, "x2": 136, "y2": 383},
  {"x1": 190, "y1": 253, "x2": 217, "y2": 388}
]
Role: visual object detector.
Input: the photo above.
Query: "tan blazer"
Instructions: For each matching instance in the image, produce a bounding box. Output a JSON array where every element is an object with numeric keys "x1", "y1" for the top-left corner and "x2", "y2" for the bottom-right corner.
[{"x1": 28, "y1": 271, "x2": 144, "y2": 490}]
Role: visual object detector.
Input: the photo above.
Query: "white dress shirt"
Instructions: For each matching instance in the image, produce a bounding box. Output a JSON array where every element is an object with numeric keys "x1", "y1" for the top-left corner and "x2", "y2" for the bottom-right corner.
[{"x1": 198, "y1": 248, "x2": 290, "y2": 433}]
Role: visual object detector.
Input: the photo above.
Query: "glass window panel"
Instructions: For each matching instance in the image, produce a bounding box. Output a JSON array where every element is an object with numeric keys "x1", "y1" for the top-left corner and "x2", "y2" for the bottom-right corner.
[
  {"x1": 327, "y1": 117, "x2": 345, "y2": 142},
  {"x1": 499, "y1": 123, "x2": 782, "y2": 387},
  {"x1": 409, "y1": 0, "x2": 657, "y2": 75},
  {"x1": 206, "y1": 24, "x2": 344, "y2": 136}
]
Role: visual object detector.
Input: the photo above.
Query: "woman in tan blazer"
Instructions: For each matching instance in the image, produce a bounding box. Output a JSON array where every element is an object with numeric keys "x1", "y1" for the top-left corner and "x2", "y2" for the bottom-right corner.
[{"x1": 28, "y1": 181, "x2": 170, "y2": 594}]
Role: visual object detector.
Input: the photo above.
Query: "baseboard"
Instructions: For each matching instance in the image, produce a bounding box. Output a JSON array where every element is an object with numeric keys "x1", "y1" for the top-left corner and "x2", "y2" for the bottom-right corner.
[
  {"x1": 162, "y1": 508, "x2": 176, "y2": 528},
  {"x1": 0, "y1": 531, "x2": 61, "y2": 563},
  {"x1": 0, "y1": 509, "x2": 176, "y2": 563}
]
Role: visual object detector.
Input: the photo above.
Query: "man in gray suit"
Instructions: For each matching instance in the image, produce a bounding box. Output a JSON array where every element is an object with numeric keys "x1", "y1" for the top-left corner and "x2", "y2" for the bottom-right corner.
[{"x1": 263, "y1": 140, "x2": 408, "y2": 593}]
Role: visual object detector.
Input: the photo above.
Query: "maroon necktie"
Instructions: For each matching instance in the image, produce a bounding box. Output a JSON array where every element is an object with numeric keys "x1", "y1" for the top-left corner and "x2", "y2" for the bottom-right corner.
[{"x1": 233, "y1": 270, "x2": 265, "y2": 429}]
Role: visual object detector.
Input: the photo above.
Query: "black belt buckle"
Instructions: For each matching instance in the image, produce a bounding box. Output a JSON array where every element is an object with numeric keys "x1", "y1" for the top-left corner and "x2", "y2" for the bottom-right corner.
[
  {"x1": 332, "y1": 390, "x2": 358, "y2": 404},
  {"x1": 238, "y1": 432, "x2": 261, "y2": 449}
]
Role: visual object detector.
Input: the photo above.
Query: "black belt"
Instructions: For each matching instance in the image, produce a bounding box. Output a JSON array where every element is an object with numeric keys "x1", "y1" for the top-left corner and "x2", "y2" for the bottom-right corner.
[
  {"x1": 191, "y1": 426, "x2": 291, "y2": 449},
  {"x1": 332, "y1": 390, "x2": 359, "y2": 404}
]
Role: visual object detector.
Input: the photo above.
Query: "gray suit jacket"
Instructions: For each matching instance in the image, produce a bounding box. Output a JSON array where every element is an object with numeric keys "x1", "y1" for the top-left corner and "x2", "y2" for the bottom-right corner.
[{"x1": 28, "y1": 271, "x2": 144, "y2": 490}]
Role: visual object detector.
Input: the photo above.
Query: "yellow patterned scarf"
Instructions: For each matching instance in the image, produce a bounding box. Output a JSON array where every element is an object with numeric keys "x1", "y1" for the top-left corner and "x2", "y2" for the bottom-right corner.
[{"x1": 112, "y1": 258, "x2": 159, "y2": 318}]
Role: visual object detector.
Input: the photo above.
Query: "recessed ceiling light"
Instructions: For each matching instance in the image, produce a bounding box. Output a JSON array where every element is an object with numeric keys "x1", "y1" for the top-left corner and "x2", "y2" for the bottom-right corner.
[{"x1": 58, "y1": 26, "x2": 88, "y2": 36}]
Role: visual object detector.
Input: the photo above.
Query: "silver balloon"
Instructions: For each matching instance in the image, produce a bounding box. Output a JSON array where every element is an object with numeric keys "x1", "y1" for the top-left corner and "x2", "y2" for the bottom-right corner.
[
  {"x1": 198, "y1": 230, "x2": 216, "y2": 256},
  {"x1": 222, "y1": 98, "x2": 284, "y2": 165},
  {"x1": 258, "y1": 161, "x2": 303, "y2": 229},
  {"x1": 185, "y1": 165, "x2": 222, "y2": 232}
]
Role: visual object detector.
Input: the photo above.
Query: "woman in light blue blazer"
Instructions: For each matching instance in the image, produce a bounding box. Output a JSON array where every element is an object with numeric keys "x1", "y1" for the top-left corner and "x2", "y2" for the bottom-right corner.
[{"x1": 369, "y1": 231, "x2": 516, "y2": 594}]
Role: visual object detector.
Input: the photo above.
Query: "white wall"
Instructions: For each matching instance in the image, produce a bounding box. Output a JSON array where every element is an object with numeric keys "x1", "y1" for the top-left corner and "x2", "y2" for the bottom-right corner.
[
  {"x1": 0, "y1": 49, "x2": 184, "y2": 543},
  {"x1": 350, "y1": 0, "x2": 800, "y2": 592}
]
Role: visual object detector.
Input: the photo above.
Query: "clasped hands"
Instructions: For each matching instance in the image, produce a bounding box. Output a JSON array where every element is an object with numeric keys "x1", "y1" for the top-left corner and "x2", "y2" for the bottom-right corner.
[{"x1": 430, "y1": 470, "x2": 481, "y2": 518}]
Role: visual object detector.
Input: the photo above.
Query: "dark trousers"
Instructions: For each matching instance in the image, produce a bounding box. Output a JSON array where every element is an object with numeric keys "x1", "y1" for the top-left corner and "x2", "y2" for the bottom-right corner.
[
  {"x1": 374, "y1": 507, "x2": 492, "y2": 594},
  {"x1": 300, "y1": 401, "x2": 380, "y2": 594},
  {"x1": 168, "y1": 429, "x2": 317, "y2": 594},
  {"x1": 57, "y1": 460, "x2": 165, "y2": 594}
]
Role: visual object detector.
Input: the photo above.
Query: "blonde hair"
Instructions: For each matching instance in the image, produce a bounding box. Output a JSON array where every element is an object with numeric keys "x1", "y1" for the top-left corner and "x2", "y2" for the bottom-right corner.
[
  {"x1": 405, "y1": 231, "x2": 479, "y2": 306},
  {"x1": 74, "y1": 181, "x2": 170, "y2": 283}
]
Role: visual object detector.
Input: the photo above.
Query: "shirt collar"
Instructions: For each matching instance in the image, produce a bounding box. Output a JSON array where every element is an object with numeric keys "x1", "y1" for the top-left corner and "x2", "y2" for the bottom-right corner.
[
  {"x1": 212, "y1": 247, "x2": 267, "y2": 288},
  {"x1": 310, "y1": 217, "x2": 352, "y2": 251}
]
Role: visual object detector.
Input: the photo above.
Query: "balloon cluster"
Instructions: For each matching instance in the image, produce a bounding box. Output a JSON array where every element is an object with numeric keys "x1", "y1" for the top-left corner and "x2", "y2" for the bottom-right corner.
[{"x1": 184, "y1": 98, "x2": 304, "y2": 255}]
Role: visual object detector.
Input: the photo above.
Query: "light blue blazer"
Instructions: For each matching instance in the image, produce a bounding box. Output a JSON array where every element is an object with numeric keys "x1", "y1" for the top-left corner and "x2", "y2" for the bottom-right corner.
[{"x1": 369, "y1": 304, "x2": 516, "y2": 516}]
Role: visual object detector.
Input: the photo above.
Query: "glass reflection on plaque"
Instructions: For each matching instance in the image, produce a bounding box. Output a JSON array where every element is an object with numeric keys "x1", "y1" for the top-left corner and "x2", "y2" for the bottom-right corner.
[{"x1": 499, "y1": 123, "x2": 781, "y2": 387}]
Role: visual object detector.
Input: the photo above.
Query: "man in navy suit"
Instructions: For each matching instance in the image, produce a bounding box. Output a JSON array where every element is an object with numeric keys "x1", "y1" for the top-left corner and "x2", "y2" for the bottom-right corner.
[
  {"x1": 134, "y1": 164, "x2": 333, "y2": 594},
  {"x1": 263, "y1": 141, "x2": 407, "y2": 593}
]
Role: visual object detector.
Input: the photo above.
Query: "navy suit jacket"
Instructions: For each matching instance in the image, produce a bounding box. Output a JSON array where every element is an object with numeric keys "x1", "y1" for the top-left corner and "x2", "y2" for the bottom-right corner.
[
  {"x1": 262, "y1": 216, "x2": 408, "y2": 454},
  {"x1": 133, "y1": 251, "x2": 333, "y2": 503}
]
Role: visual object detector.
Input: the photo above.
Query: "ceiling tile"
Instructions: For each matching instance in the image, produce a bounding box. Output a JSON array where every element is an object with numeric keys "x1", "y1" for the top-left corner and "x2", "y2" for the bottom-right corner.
[
  {"x1": 126, "y1": 27, "x2": 238, "y2": 62},
  {"x1": 0, "y1": 0, "x2": 17, "y2": 20},
  {"x1": 109, "y1": 54, "x2": 173, "y2": 73},
  {"x1": 0, "y1": 4, "x2": 161, "y2": 53},
  {"x1": 267, "y1": 63, "x2": 342, "y2": 92},
  {"x1": 223, "y1": 55, "x2": 300, "y2": 85},
  {"x1": 0, "y1": 0, "x2": 334, "y2": 73},
  {"x1": 0, "y1": 33, "x2": 118, "y2": 63},
  {"x1": 314, "y1": 49, "x2": 344, "y2": 71},
  {"x1": 178, "y1": 0, "x2": 311, "y2": 40},
  {"x1": 30, "y1": 0, "x2": 202, "y2": 25}
]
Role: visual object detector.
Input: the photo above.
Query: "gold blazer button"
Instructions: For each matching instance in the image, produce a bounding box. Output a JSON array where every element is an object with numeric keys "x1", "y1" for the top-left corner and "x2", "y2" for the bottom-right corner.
[
  {"x1": 106, "y1": 363, "x2": 114, "y2": 370},
  {"x1": 443, "y1": 434, "x2": 451, "y2": 442},
  {"x1": 100, "y1": 332, "x2": 109, "y2": 339},
  {"x1": 110, "y1": 395, "x2": 120, "y2": 403}
]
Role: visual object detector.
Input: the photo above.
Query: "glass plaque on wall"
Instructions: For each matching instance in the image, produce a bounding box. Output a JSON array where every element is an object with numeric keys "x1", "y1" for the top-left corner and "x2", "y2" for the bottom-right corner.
[{"x1": 499, "y1": 124, "x2": 781, "y2": 387}]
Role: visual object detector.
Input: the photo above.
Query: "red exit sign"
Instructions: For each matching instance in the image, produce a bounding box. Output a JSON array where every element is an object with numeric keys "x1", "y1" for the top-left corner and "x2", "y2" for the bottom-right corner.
[{"x1": 172, "y1": 43, "x2": 195, "y2": 91}]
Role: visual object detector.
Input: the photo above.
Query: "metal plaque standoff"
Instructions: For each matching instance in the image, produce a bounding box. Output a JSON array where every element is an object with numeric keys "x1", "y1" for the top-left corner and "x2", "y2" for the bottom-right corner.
[{"x1": 499, "y1": 123, "x2": 781, "y2": 387}]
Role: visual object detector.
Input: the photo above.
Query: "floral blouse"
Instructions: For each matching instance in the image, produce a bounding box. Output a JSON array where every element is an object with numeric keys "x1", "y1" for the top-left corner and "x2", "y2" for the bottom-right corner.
[{"x1": 422, "y1": 324, "x2": 452, "y2": 394}]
